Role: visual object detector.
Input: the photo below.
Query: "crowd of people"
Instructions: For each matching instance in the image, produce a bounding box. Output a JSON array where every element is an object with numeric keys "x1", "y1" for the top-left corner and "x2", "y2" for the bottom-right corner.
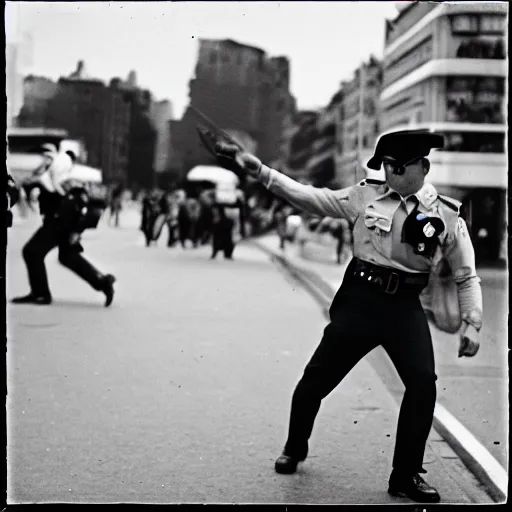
[
  {"x1": 101, "y1": 182, "x2": 352, "y2": 265},
  {"x1": 137, "y1": 186, "x2": 244, "y2": 260}
]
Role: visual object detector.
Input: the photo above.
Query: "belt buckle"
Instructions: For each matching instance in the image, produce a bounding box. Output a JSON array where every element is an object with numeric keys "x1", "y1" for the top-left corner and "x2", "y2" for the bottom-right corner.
[{"x1": 385, "y1": 272, "x2": 400, "y2": 294}]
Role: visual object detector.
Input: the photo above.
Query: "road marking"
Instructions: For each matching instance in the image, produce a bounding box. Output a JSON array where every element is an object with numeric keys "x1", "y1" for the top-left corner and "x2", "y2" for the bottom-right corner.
[{"x1": 434, "y1": 403, "x2": 508, "y2": 502}]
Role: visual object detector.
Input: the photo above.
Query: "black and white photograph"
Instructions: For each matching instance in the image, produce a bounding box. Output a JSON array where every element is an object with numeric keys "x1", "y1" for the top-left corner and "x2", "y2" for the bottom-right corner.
[{"x1": 5, "y1": 0, "x2": 508, "y2": 505}]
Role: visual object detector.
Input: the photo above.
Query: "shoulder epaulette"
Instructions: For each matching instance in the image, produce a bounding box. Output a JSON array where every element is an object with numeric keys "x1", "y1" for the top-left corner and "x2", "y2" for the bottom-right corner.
[
  {"x1": 358, "y1": 178, "x2": 386, "y2": 187},
  {"x1": 438, "y1": 194, "x2": 461, "y2": 212}
]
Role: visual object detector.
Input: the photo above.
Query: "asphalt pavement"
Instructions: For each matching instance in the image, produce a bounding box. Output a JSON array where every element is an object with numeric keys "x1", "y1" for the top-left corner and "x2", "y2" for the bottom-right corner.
[{"x1": 5, "y1": 207, "x2": 500, "y2": 504}]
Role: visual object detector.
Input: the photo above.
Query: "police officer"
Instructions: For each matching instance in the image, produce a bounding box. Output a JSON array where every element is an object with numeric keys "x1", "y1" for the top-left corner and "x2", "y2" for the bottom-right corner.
[
  {"x1": 215, "y1": 130, "x2": 482, "y2": 504},
  {"x1": 11, "y1": 148, "x2": 116, "y2": 307}
]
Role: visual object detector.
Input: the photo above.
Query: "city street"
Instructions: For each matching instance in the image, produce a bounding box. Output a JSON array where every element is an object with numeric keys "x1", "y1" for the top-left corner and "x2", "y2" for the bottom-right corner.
[{"x1": 6, "y1": 209, "x2": 493, "y2": 504}]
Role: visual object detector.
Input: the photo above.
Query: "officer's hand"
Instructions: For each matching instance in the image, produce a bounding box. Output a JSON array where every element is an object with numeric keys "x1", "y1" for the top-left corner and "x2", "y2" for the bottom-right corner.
[
  {"x1": 215, "y1": 142, "x2": 262, "y2": 178},
  {"x1": 458, "y1": 322, "x2": 480, "y2": 357}
]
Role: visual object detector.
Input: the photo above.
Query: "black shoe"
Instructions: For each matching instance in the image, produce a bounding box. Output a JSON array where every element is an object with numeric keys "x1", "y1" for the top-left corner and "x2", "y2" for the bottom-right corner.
[
  {"x1": 102, "y1": 275, "x2": 116, "y2": 307},
  {"x1": 388, "y1": 472, "x2": 441, "y2": 503},
  {"x1": 11, "y1": 293, "x2": 52, "y2": 305},
  {"x1": 274, "y1": 453, "x2": 305, "y2": 474}
]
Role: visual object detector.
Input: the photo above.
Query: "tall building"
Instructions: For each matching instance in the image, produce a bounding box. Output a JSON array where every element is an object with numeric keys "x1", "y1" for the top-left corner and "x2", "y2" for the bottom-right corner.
[
  {"x1": 169, "y1": 39, "x2": 295, "y2": 180},
  {"x1": 337, "y1": 56, "x2": 382, "y2": 188},
  {"x1": 113, "y1": 71, "x2": 158, "y2": 189},
  {"x1": 39, "y1": 62, "x2": 132, "y2": 184},
  {"x1": 304, "y1": 91, "x2": 342, "y2": 187},
  {"x1": 380, "y1": 1, "x2": 508, "y2": 263},
  {"x1": 17, "y1": 75, "x2": 59, "y2": 127},
  {"x1": 5, "y1": 3, "x2": 33, "y2": 128},
  {"x1": 283, "y1": 110, "x2": 320, "y2": 184},
  {"x1": 149, "y1": 100, "x2": 174, "y2": 177}
]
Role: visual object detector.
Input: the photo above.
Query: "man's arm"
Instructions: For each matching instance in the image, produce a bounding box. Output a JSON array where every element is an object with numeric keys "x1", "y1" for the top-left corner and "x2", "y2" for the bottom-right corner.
[
  {"x1": 442, "y1": 217, "x2": 483, "y2": 356},
  {"x1": 214, "y1": 142, "x2": 362, "y2": 221},
  {"x1": 258, "y1": 165, "x2": 360, "y2": 221}
]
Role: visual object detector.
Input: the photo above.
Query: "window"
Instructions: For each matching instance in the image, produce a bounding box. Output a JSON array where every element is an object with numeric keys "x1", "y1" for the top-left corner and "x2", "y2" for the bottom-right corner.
[
  {"x1": 443, "y1": 132, "x2": 504, "y2": 153},
  {"x1": 210, "y1": 52, "x2": 217, "y2": 65},
  {"x1": 446, "y1": 76, "x2": 505, "y2": 123},
  {"x1": 451, "y1": 14, "x2": 480, "y2": 34},
  {"x1": 456, "y1": 39, "x2": 503, "y2": 59},
  {"x1": 363, "y1": 99, "x2": 376, "y2": 117},
  {"x1": 480, "y1": 14, "x2": 505, "y2": 34}
]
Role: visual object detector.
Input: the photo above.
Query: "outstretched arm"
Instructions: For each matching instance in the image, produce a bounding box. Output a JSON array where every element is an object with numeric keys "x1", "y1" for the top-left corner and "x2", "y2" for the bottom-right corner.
[
  {"x1": 215, "y1": 142, "x2": 362, "y2": 222},
  {"x1": 258, "y1": 165, "x2": 357, "y2": 219}
]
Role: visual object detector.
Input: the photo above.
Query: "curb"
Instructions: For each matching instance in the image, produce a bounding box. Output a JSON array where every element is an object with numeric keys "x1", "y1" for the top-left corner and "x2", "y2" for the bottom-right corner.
[{"x1": 251, "y1": 238, "x2": 508, "y2": 503}]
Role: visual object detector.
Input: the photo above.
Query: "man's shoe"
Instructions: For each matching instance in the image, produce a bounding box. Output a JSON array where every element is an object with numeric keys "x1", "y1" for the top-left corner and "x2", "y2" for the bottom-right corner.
[
  {"x1": 102, "y1": 275, "x2": 116, "y2": 307},
  {"x1": 11, "y1": 293, "x2": 52, "y2": 305},
  {"x1": 274, "y1": 453, "x2": 304, "y2": 474},
  {"x1": 388, "y1": 472, "x2": 441, "y2": 503}
]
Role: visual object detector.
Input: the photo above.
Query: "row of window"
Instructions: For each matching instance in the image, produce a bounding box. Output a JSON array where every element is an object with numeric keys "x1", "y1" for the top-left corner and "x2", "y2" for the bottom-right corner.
[
  {"x1": 456, "y1": 38, "x2": 506, "y2": 59},
  {"x1": 447, "y1": 76, "x2": 505, "y2": 94},
  {"x1": 446, "y1": 99, "x2": 504, "y2": 124},
  {"x1": 442, "y1": 132, "x2": 504, "y2": 153},
  {"x1": 450, "y1": 13, "x2": 506, "y2": 35}
]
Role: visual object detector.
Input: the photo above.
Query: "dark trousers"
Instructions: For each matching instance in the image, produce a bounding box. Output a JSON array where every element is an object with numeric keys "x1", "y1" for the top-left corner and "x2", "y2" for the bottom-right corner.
[
  {"x1": 211, "y1": 223, "x2": 234, "y2": 259},
  {"x1": 22, "y1": 221, "x2": 104, "y2": 297},
  {"x1": 284, "y1": 264, "x2": 436, "y2": 475}
]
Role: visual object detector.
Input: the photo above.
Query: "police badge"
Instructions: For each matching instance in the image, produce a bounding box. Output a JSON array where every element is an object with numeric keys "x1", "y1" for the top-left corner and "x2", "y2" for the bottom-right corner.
[{"x1": 402, "y1": 209, "x2": 445, "y2": 257}]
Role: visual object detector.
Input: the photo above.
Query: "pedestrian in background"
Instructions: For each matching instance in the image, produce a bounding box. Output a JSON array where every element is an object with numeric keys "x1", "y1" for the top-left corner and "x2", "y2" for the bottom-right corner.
[
  {"x1": 11, "y1": 148, "x2": 115, "y2": 307},
  {"x1": 210, "y1": 205, "x2": 235, "y2": 260},
  {"x1": 109, "y1": 184, "x2": 123, "y2": 227},
  {"x1": 214, "y1": 130, "x2": 482, "y2": 504},
  {"x1": 141, "y1": 189, "x2": 161, "y2": 247}
]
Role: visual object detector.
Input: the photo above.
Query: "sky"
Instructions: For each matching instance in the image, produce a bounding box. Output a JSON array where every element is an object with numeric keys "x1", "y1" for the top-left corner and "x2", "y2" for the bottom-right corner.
[{"x1": 6, "y1": 1, "x2": 401, "y2": 119}]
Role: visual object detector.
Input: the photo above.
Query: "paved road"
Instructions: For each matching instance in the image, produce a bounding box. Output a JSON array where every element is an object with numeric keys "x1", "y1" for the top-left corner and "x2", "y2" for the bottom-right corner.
[
  {"x1": 6, "y1": 211, "x2": 493, "y2": 504},
  {"x1": 263, "y1": 235, "x2": 508, "y2": 471}
]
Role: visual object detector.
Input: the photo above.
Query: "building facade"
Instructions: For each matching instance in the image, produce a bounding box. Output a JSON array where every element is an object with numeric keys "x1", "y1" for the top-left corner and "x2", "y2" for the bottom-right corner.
[
  {"x1": 169, "y1": 39, "x2": 295, "y2": 180},
  {"x1": 149, "y1": 100, "x2": 174, "y2": 177},
  {"x1": 17, "y1": 75, "x2": 60, "y2": 128},
  {"x1": 380, "y1": 1, "x2": 508, "y2": 264},
  {"x1": 304, "y1": 95, "x2": 340, "y2": 188},
  {"x1": 113, "y1": 71, "x2": 158, "y2": 190},
  {"x1": 336, "y1": 56, "x2": 382, "y2": 188},
  {"x1": 283, "y1": 110, "x2": 320, "y2": 184},
  {"x1": 5, "y1": 9, "x2": 33, "y2": 129},
  {"x1": 40, "y1": 62, "x2": 132, "y2": 185}
]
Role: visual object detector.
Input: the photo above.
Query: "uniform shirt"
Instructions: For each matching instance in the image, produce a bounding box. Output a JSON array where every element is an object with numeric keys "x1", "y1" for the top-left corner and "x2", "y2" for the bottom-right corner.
[
  {"x1": 259, "y1": 165, "x2": 483, "y2": 331},
  {"x1": 260, "y1": 165, "x2": 477, "y2": 274}
]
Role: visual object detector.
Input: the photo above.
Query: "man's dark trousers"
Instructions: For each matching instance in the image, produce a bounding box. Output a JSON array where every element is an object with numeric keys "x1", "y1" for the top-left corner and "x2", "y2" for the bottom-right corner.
[
  {"x1": 22, "y1": 220, "x2": 104, "y2": 297},
  {"x1": 283, "y1": 262, "x2": 437, "y2": 475}
]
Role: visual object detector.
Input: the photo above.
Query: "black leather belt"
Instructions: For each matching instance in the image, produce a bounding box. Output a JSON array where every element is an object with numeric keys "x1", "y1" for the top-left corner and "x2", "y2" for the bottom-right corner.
[{"x1": 348, "y1": 258, "x2": 429, "y2": 295}]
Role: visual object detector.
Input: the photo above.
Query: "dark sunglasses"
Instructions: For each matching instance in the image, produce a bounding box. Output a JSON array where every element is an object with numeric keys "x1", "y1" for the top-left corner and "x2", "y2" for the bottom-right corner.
[{"x1": 382, "y1": 156, "x2": 423, "y2": 175}]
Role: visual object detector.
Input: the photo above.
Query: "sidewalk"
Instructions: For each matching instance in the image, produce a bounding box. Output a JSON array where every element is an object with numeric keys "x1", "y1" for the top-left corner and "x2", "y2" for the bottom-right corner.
[{"x1": 249, "y1": 233, "x2": 508, "y2": 503}]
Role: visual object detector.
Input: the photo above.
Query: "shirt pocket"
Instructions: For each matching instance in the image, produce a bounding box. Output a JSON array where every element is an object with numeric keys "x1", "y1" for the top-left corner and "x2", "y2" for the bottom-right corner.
[{"x1": 363, "y1": 205, "x2": 393, "y2": 257}]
